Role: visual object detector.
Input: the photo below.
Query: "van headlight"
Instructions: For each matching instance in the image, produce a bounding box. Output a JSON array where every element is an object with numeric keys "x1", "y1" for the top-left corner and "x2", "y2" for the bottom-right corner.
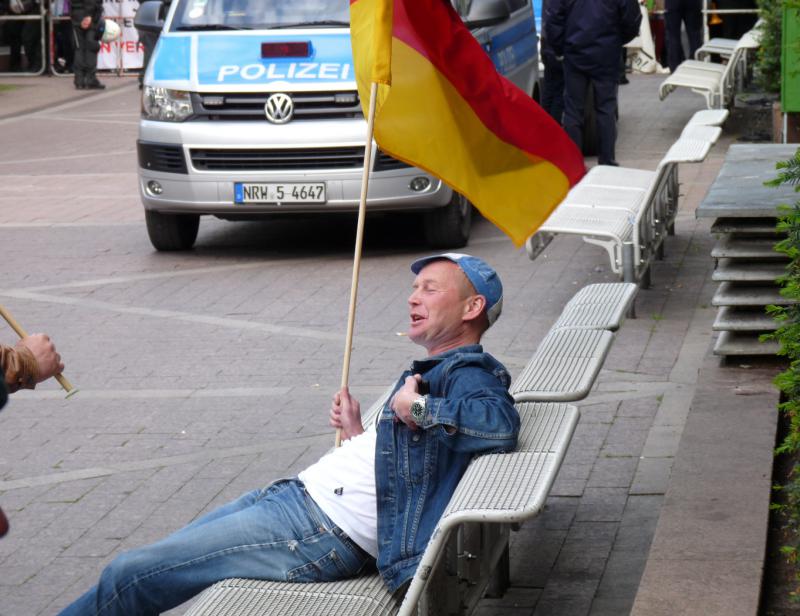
[{"x1": 142, "y1": 87, "x2": 193, "y2": 122}]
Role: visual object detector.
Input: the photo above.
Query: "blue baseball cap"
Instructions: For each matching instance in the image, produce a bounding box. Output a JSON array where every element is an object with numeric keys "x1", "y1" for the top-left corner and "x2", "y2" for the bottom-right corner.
[{"x1": 410, "y1": 253, "x2": 503, "y2": 327}]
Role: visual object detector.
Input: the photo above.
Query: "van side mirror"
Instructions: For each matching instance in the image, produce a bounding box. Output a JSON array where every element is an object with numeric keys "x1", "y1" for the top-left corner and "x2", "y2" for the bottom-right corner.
[
  {"x1": 134, "y1": 0, "x2": 165, "y2": 33},
  {"x1": 463, "y1": 0, "x2": 511, "y2": 29}
]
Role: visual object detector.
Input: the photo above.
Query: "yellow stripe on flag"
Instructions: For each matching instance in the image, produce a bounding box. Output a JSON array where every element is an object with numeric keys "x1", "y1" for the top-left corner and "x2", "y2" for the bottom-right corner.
[
  {"x1": 375, "y1": 40, "x2": 570, "y2": 246},
  {"x1": 370, "y1": 0, "x2": 392, "y2": 84},
  {"x1": 350, "y1": 0, "x2": 392, "y2": 123}
]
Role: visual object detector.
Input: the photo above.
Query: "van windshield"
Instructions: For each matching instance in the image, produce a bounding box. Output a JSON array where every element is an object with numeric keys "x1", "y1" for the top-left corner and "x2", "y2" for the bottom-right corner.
[{"x1": 171, "y1": 0, "x2": 350, "y2": 31}]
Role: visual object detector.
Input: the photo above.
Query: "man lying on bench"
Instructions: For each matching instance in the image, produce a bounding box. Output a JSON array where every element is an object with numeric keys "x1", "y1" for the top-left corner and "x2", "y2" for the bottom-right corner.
[{"x1": 59, "y1": 253, "x2": 520, "y2": 616}]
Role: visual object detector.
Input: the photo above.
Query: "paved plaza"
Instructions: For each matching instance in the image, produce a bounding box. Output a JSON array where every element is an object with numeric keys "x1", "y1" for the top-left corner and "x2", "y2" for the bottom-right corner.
[{"x1": 0, "y1": 73, "x2": 778, "y2": 615}]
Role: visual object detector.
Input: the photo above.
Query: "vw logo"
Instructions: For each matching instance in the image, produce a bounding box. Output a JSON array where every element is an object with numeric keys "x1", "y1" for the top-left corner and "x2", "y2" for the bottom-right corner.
[{"x1": 264, "y1": 93, "x2": 294, "y2": 124}]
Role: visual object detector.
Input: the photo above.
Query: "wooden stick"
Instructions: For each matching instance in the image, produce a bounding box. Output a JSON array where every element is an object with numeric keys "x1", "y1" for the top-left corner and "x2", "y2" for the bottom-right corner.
[
  {"x1": 0, "y1": 303, "x2": 78, "y2": 398},
  {"x1": 336, "y1": 81, "x2": 379, "y2": 448}
]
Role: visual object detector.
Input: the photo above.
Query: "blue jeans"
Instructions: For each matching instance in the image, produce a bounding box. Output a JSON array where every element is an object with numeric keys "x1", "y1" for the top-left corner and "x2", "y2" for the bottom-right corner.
[{"x1": 59, "y1": 479, "x2": 372, "y2": 616}]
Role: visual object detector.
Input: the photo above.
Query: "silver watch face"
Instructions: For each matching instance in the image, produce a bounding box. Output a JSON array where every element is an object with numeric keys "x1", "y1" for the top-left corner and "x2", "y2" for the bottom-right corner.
[{"x1": 411, "y1": 397, "x2": 426, "y2": 421}]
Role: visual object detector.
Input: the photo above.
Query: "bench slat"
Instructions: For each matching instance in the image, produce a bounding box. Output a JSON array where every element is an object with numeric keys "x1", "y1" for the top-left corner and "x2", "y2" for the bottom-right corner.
[
  {"x1": 553, "y1": 282, "x2": 637, "y2": 331},
  {"x1": 681, "y1": 125, "x2": 723, "y2": 144},
  {"x1": 186, "y1": 574, "x2": 398, "y2": 616},
  {"x1": 516, "y1": 402, "x2": 580, "y2": 453},
  {"x1": 564, "y1": 184, "x2": 647, "y2": 212},
  {"x1": 511, "y1": 328, "x2": 614, "y2": 402},
  {"x1": 687, "y1": 109, "x2": 729, "y2": 126},
  {"x1": 582, "y1": 166, "x2": 655, "y2": 190}
]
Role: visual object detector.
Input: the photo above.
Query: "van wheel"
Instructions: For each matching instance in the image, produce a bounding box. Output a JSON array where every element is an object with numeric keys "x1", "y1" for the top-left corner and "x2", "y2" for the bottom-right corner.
[
  {"x1": 145, "y1": 210, "x2": 200, "y2": 251},
  {"x1": 423, "y1": 191, "x2": 472, "y2": 248}
]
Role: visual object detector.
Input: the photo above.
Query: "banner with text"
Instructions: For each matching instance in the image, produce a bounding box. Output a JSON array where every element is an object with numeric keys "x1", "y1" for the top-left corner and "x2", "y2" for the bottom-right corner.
[{"x1": 98, "y1": 0, "x2": 143, "y2": 70}]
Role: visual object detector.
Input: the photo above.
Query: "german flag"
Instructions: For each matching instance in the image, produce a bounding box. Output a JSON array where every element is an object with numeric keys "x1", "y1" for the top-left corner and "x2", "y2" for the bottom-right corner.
[{"x1": 350, "y1": 0, "x2": 585, "y2": 247}]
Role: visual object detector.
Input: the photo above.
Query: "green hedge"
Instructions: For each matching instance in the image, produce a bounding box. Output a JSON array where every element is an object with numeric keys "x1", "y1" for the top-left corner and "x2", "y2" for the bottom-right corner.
[
  {"x1": 755, "y1": 0, "x2": 782, "y2": 93},
  {"x1": 766, "y1": 147, "x2": 800, "y2": 600}
]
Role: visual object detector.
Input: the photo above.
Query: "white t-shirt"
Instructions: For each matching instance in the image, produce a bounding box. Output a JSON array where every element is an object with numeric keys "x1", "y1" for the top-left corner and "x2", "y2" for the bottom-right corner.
[{"x1": 299, "y1": 427, "x2": 378, "y2": 558}]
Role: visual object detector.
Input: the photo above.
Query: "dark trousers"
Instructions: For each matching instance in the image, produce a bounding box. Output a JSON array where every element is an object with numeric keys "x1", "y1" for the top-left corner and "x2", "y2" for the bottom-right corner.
[
  {"x1": 541, "y1": 53, "x2": 565, "y2": 124},
  {"x1": 71, "y1": 24, "x2": 99, "y2": 86},
  {"x1": 717, "y1": 0, "x2": 758, "y2": 39},
  {"x1": 665, "y1": 0, "x2": 703, "y2": 71},
  {"x1": 563, "y1": 63, "x2": 618, "y2": 165}
]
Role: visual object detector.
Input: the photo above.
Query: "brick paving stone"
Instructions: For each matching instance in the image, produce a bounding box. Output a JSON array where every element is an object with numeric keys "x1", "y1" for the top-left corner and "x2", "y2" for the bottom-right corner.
[
  {"x1": 475, "y1": 587, "x2": 542, "y2": 615},
  {"x1": 630, "y1": 458, "x2": 674, "y2": 496},
  {"x1": 510, "y1": 527, "x2": 568, "y2": 588},
  {"x1": 588, "y1": 552, "x2": 649, "y2": 616},
  {"x1": 575, "y1": 488, "x2": 630, "y2": 523},
  {"x1": 587, "y1": 457, "x2": 639, "y2": 489}
]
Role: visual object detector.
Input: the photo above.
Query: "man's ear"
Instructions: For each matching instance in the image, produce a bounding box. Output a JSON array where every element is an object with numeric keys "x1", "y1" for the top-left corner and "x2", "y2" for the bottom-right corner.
[{"x1": 463, "y1": 294, "x2": 487, "y2": 323}]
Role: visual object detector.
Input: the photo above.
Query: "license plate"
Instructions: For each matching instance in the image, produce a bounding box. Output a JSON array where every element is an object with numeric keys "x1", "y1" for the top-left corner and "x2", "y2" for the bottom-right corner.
[{"x1": 234, "y1": 183, "x2": 326, "y2": 204}]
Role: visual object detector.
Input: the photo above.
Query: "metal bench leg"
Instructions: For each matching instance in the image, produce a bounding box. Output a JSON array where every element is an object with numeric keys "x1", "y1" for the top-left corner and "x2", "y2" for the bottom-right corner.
[
  {"x1": 622, "y1": 242, "x2": 636, "y2": 284},
  {"x1": 485, "y1": 543, "x2": 510, "y2": 598},
  {"x1": 626, "y1": 296, "x2": 637, "y2": 319},
  {"x1": 640, "y1": 266, "x2": 652, "y2": 290}
]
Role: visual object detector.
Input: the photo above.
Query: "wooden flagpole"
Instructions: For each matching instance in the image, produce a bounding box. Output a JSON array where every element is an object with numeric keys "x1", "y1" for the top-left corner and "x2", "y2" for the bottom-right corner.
[
  {"x1": 0, "y1": 304, "x2": 78, "y2": 398},
  {"x1": 336, "y1": 81, "x2": 379, "y2": 448}
]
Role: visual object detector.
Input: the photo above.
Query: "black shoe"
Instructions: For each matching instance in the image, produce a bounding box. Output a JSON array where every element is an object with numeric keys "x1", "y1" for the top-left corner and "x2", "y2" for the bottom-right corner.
[
  {"x1": 619, "y1": 75, "x2": 629, "y2": 85},
  {"x1": 599, "y1": 160, "x2": 620, "y2": 167},
  {"x1": 85, "y1": 80, "x2": 106, "y2": 90},
  {"x1": 74, "y1": 81, "x2": 85, "y2": 90}
]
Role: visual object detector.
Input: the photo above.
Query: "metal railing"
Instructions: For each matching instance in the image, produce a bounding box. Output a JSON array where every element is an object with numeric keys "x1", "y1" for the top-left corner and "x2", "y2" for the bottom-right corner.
[
  {"x1": 702, "y1": 0, "x2": 760, "y2": 43},
  {"x1": 1, "y1": 0, "x2": 144, "y2": 78}
]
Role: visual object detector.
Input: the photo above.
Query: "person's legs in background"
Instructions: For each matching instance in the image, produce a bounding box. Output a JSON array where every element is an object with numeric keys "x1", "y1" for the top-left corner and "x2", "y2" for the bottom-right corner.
[
  {"x1": 20, "y1": 18, "x2": 41, "y2": 72},
  {"x1": 541, "y1": 52, "x2": 565, "y2": 124},
  {"x1": 5, "y1": 20, "x2": 23, "y2": 71},
  {"x1": 71, "y1": 23, "x2": 103, "y2": 89},
  {"x1": 71, "y1": 24, "x2": 86, "y2": 88},
  {"x1": 562, "y1": 62, "x2": 589, "y2": 152},
  {"x1": 685, "y1": 0, "x2": 704, "y2": 60},
  {"x1": 592, "y1": 76, "x2": 619, "y2": 166},
  {"x1": 54, "y1": 21, "x2": 74, "y2": 73},
  {"x1": 665, "y1": 0, "x2": 685, "y2": 72}
]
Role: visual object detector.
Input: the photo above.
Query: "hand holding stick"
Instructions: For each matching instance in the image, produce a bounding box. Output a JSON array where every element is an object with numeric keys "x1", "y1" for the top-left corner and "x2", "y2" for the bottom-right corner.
[{"x1": 0, "y1": 304, "x2": 78, "y2": 398}]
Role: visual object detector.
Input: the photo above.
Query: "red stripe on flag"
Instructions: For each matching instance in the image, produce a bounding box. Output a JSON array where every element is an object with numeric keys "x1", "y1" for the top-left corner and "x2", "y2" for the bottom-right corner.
[{"x1": 391, "y1": 0, "x2": 583, "y2": 185}]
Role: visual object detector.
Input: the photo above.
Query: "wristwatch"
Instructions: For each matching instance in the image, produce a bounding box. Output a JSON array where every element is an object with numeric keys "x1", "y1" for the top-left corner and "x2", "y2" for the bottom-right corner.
[{"x1": 410, "y1": 395, "x2": 427, "y2": 424}]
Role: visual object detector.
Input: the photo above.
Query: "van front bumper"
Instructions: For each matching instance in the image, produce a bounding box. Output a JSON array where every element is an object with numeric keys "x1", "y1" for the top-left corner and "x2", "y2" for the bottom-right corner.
[{"x1": 137, "y1": 120, "x2": 453, "y2": 215}]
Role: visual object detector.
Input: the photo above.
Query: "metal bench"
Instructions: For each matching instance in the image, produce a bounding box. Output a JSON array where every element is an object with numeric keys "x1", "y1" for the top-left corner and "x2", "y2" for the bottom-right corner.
[
  {"x1": 510, "y1": 328, "x2": 615, "y2": 403},
  {"x1": 694, "y1": 20, "x2": 762, "y2": 65},
  {"x1": 183, "y1": 282, "x2": 638, "y2": 616},
  {"x1": 658, "y1": 28, "x2": 760, "y2": 109},
  {"x1": 528, "y1": 137, "x2": 712, "y2": 283},
  {"x1": 184, "y1": 399, "x2": 580, "y2": 616}
]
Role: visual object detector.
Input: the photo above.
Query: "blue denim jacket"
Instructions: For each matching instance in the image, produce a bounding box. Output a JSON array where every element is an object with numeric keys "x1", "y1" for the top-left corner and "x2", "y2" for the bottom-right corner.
[{"x1": 374, "y1": 344, "x2": 519, "y2": 591}]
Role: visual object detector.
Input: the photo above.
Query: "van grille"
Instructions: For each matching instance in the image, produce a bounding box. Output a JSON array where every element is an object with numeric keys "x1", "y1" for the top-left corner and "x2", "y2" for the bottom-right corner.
[
  {"x1": 190, "y1": 91, "x2": 362, "y2": 121},
  {"x1": 374, "y1": 150, "x2": 412, "y2": 171},
  {"x1": 190, "y1": 147, "x2": 366, "y2": 171},
  {"x1": 137, "y1": 141, "x2": 187, "y2": 174}
]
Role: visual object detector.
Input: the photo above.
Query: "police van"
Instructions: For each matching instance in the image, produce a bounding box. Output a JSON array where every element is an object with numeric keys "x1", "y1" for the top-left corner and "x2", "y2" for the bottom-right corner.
[{"x1": 134, "y1": 0, "x2": 540, "y2": 251}]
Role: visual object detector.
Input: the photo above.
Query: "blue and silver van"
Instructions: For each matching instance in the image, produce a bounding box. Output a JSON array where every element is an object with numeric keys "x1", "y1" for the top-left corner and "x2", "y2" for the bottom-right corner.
[{"x1": 134, "y1": 0, "x2": 540, "y2": 251}]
